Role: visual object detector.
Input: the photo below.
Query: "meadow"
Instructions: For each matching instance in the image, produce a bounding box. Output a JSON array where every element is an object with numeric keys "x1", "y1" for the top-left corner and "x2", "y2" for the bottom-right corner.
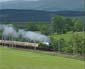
[
  {"x1": 0, "y1": 46, "x2": 84, "y2": 69},
  {"x1": 50, "y1": 32, "x2": 85, "y2": 41}
]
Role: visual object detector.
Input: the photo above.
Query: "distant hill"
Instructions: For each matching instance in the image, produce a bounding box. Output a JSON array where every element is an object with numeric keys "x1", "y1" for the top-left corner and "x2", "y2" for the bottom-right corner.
[
  {"x1": 0, "y1": 9, "x2": 85, "y2": 22},
  {"x1": 0, "y1": 0, "x2": 84, "y2": 11}
]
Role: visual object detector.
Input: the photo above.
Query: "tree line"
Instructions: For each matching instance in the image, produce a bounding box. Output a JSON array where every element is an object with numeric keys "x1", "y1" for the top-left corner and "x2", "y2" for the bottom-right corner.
[
  {"x1": 51, "y1": 16, "x2": 85, "y2": 34},
  {"x1": 50, "y1": 33, "x2": 85, "y2": 56},
  {"x1": 49, "y1": 16, "x2": 85, "y2": 56}
]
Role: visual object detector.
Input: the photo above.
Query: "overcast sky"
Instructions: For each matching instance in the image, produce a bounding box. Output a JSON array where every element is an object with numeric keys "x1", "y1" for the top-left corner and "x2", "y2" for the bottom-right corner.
[
  {"x1": 0, "y1": 0, "x2": 39, "y2": 2},
  {"x1": 0, "y1": 0, "x2": 84, "y2": 2},
  {"x1": 0, "y1": 0, "x2": 84, "y2": 11}
]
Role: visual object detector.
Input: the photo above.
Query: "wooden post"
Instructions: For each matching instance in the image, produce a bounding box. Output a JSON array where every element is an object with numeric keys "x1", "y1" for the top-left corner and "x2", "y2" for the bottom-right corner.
[
  {"x1": 11, "y1": 36, "x2": 14, "y2": 48},
  {"x1": 2, "y1": 34, "x2": 4, "y2": 46}
]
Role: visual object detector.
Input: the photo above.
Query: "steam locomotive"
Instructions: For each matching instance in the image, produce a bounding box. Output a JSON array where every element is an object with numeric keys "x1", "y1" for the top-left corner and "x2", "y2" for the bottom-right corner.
[{"x1": 0, "y1": 40, "x2": 51, "y2": 51}]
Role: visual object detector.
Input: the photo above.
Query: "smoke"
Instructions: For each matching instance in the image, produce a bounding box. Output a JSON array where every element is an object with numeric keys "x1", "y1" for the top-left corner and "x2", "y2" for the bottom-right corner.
[
  {"x1": 0, "y1": 24, "x2": 50, "y2": 45},
  {"x1": 19, "y1": 30, "x2": 50, "y2": 42},
  {"x1": 3, "y1": 24, "x2": 19, "y2": 38},
  {"x1": 18, "y1": 29, "x2": 51, "y2": 45}
]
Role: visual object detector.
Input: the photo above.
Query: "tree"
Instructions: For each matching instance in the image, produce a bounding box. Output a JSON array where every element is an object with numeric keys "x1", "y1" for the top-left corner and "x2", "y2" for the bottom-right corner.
[
  {"x1": 81, "y1": 38, "x2": 85, "y2": 56},
  {"x1": 72, "y1": 33, "x2": 83, "y2": 55},
  {"x1": 39, "y1": 25, "x2": 49, "y2": 35},
  {"x1": 73, "y1": 20, "x2": 83, "y2": 32},
  {"x1": 52, "y1": 16, "x2": 65, "y2": 34},
  {"x1": 58, "y1": 38, "x2": 66, "y2": 53},
  {"x1": 50, "y1": 37, "x2": 58, "y2": 51},
  {"x1": 65, "y1": 18, "x2": 74, "y2": 32},
  {"x1": 27, "y1": 23, "x2": 38, "y2": 31}
]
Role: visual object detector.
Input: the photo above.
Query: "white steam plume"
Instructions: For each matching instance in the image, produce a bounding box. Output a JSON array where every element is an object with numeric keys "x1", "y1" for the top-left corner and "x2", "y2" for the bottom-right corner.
[
  {"x1": 0, "y1": 24, "x2": 50, "y2": 45},
  {"x1": 3, "y1": 25, "x2": 19, "y2": 38}
]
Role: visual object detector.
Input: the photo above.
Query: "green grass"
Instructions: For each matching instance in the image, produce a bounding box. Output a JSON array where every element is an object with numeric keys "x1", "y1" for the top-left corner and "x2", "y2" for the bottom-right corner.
[
  {"x1": 50, "y1": 32, "x2": 85, "y2": 41},
  {"x1": 0, "y1": 47, "x2": 84, "y2": 69}
]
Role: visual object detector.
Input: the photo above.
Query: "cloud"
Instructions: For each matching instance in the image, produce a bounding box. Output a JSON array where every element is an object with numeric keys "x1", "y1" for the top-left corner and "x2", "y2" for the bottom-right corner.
[
  {"x1": 0, "y1": 0, "x2": 39, "y2": 2},
  {"x1": 0, "y1": 0, "x2": 84, "y2": 11},
  {"x1": 0, "y1": 0, "x2": 12, "y2": 2}
]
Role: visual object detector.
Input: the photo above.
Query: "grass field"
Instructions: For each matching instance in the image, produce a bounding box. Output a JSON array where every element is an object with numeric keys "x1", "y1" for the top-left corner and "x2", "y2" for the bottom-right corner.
[
  {"x1": 50, "y1": 32, "x2": 85, "y2": 41},
  {"x1": 0, "y1": 46, "x2": 84, "y2": 69}
]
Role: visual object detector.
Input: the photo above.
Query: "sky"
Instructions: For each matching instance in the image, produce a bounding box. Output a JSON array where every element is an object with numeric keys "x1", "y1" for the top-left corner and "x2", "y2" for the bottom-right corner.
[
  {"x1": 0, "y1": 0, "x2": 39, "y2": 2},
  {"x1": 0, "y1": 0, "x2": 83, "y2": 2},
  {"x1": 0, "y1": 0, "x2": 84, "y2": 11}
]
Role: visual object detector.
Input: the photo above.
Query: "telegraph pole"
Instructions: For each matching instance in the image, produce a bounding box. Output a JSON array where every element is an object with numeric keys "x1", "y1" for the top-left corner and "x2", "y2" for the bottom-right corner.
[
  {"x1": 2, "y1": 34, "x2": 4, "y2": 46},
  {"x1": 11, "y1": 35, "x2": 14, "y2": 48}
]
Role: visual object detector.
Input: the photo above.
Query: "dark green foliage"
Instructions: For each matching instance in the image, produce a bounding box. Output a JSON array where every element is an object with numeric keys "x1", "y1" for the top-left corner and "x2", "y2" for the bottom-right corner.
[
  {"x1": 50, "y1": 37, "x2": 58, "y2": 51},
  {"x1": 27, "y1": 23, "x2": 39, "y2": 31},
  {"x1": 72, "y1": 33, "x2": 85, "y2": 55},
  {"x1": 64, "y1": 18, "x2": 74, "y2": 31},
  {"x1": 50, "y1": 33, "x2": 85, "y2": 56},
  {"x1": 73, "y1": 20, "x2": 83, "y2": 32},
  {"x1": 52, "y1": 16, "x2": 65, "y2": 34},
  {"x1": 51, "y1": 16, "x2": 85, "y2": 34},
  {"x1": 81, "y1": 38, "x2": 85, "y2": 55}
]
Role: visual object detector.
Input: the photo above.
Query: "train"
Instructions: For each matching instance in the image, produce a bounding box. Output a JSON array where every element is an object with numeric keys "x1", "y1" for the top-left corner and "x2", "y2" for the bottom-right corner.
[{"x1": 0, "y1": 40, "x2": 51, "y2": 51}]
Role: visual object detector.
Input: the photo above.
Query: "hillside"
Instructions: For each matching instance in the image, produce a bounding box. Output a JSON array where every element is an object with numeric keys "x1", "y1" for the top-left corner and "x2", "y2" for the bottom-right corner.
[
  {"x1": 0, "y1": 47, "x2": 84, "y2": 69},
  {"x1": 50, "y1": 32, "x2": 85, "y2": 41},
  {"x1": 0, "y1": 9, "x2": 85, "y2": 22}
]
